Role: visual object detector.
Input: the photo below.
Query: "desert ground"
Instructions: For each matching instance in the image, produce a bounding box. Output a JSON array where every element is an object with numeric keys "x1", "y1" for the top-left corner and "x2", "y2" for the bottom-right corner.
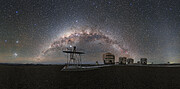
[{"x1": 0, "y1": 64, "x2": 180, "y2": 89}]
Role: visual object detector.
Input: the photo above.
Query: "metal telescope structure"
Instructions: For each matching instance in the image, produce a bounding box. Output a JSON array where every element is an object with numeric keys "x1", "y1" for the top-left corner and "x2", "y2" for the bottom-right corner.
[
  {"x1": 61, "y1": 46, "x2": 109, "y2": 71},
  {"x1": 62, "y1": 46, "x2": 85, "y2": 70}
]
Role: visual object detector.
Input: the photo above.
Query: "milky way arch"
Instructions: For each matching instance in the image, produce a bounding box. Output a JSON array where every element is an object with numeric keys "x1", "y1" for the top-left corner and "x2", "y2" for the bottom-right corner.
[{"x1": 37, "y1": 27, "x2": 130, "y2": 61}]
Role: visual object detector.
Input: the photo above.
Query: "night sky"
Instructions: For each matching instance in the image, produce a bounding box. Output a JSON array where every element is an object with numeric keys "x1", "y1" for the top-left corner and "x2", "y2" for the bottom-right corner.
[{"x1": 0, "y1": 0, "x2": 180, "y2": 64}]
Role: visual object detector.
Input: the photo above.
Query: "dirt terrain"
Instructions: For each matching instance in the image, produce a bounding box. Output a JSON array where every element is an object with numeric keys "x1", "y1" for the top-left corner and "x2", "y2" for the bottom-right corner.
[{"x1": 0, "y1": 64, "x2": 180, "y2": 89}]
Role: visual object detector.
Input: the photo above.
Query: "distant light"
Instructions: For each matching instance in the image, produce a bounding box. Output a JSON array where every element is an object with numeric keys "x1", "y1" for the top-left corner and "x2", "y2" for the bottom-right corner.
[
  {"x1": 14, "y1": 53, "x2": 18, "y2": 57},
  {"x1": 75, "y1": 20, "x2": 78, "y2": 23},
  {"x1": 16, "y1": 41, "x2": 19, "y2": 44},
  {"x1": 130, "y1": 3, "x2": 132, "y2": 6},
  {"x1": 16, "y1": 11, "x2": 18, "y2": 14},
  {"x1": 169, "y1": 8, "x2": 173, "y2": 11},
  {"x1": 70, "y1": 45, "x2": 72, "y2": 48},
  {"x1": 75, "y1": 33, "x2": 80, "y2": 36},
  {"x1": 169, "y1": 62, "x2": 175, "y2": 64},
  {"x1": 108, "y1": 1, "x2": 111, "y2": 4}
]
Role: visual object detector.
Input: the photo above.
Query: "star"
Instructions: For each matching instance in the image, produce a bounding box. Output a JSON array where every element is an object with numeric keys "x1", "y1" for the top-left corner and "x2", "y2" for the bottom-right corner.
[
  {"x1": 16, "y1": 11, "x2": 18, "y2": 14},
  {"x1": 14, "y1": 53, "x2": 18, "y2": 57},
  {"x1": 130, "y1": 3, "x2": 132, "y2": 6},
  {"x1": 75, "y1": 20, "x2": 78, "y2": 23},
  {"x1": 108, "y1": 1, "x2": 111, "y2": 4},
  {"x1": 16, "y1": 41, "x2": 19, "y2": 44},
  {"x1": 169, "y1": 8, "x2": 173, "y2": 11}
]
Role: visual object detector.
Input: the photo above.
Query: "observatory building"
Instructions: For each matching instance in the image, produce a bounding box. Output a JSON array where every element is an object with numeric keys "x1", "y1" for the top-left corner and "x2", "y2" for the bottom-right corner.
[
  {"x1": 140, "y1": 58, "x2": 147, "y2": 65},
  {"x1": 103, "y1": 53, "x2": 115, "y2": 64},
  {"x1": 127, "y1": 58, "x2": 134, "y2": 64},
  {"x1": 119, "y1": 57, "x2": 127, "y2": 64}
]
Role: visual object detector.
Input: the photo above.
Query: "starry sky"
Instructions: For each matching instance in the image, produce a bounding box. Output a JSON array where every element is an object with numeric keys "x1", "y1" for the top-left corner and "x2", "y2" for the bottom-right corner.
[{"x1": 0, "y1": 0, "x2": 180, "y2": 64}]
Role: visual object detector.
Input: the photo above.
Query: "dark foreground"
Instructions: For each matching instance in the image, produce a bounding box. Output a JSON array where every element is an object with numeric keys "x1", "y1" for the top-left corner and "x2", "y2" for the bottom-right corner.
[{"x1": 0, "y1": 64, "x2": 180, "y2": 89}]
